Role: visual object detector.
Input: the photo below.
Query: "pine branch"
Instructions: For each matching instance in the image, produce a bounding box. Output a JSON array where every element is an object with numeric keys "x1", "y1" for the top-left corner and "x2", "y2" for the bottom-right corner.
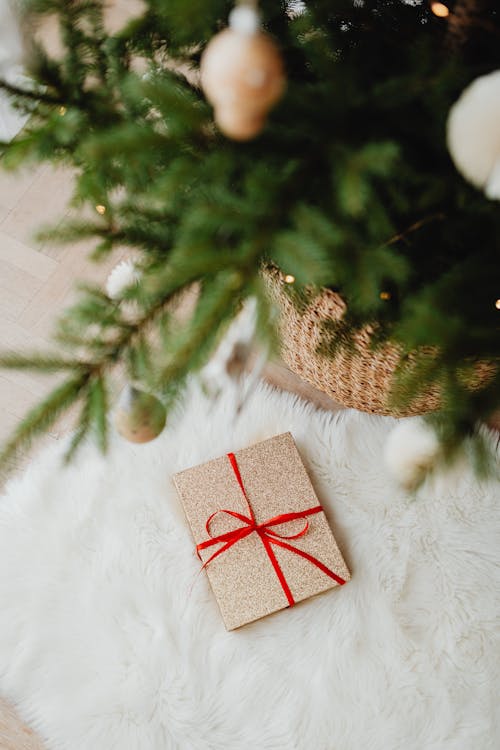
[
  {"x1": 0, "y1": 373, "x2": 90, "y2": 470},
  {"x1": 0, "y1": 79, "x2": 60, "y2": 107},
  {"x1": 64, "y1": 391, "x2": 93, "y2": 462},
  {"x1": 88, "y1": 374, "x2": 108, "y2": 453},
  {"x1": 385, "y1": 213, "x2": 446, "y2": 247},
  {"x1": 0, "y1": 0, "x2": 498, "y2": 465},
  {"x1": 0, "y1": 353, "x2": 84, "y2": 372}
]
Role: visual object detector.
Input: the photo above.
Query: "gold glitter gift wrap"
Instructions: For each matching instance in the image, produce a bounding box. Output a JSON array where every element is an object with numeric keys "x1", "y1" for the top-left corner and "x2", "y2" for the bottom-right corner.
[{"x1": 173, "y1": 432, "x2": 350, "y2": 630}]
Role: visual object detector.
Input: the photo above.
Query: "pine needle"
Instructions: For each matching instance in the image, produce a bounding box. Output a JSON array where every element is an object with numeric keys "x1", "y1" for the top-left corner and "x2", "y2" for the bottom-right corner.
[{"x1": 0, "y1": 373, "x2": 89, "y2": 470}]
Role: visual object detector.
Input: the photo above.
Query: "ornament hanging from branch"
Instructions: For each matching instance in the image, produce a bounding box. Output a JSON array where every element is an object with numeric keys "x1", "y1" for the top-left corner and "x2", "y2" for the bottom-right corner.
[
  {"x1": 200, "y1": 2, "x2": 286, "y2": 141},
  {"x1": 447, "y1": 69, "x2": 500, "y2": 200},
  {"x1": 200, "y1": 297, "x2": 268, "y2": 414},
  {"x1": 114, "y1": 385, "x2": 166, "y2": 444}
]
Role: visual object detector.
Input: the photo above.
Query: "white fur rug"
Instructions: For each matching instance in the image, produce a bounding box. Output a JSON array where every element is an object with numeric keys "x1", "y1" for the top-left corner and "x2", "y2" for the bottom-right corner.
[{"x1": 0, "y1": 382, "x2": 499, "y2": 750}]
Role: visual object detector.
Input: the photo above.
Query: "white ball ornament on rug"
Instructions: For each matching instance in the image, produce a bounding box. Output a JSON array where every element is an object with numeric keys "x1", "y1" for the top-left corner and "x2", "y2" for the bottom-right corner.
[
  {"x1": 384, "y1": 417, "x2": 442, "y2": 489},
  {"x1": 447, "y1": 69, "x2": 500, "y2": 199},
  {"x1": 200, "y1": 4, "x2": 286, "y2": 141}
]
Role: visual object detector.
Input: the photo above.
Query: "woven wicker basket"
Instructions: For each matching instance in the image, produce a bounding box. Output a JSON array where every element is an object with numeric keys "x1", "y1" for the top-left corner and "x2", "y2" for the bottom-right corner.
[{"x1": 264, "y1": 266, "x2": 441, "y2": 417}]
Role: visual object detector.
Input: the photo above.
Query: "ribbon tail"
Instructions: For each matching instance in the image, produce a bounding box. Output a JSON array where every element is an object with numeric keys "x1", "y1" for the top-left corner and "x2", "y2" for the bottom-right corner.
[
  {"x1": 197, "y1": 522, "x2": 253, "y2": 552},
  {"x1": 259, "y1": 532, "x2": 295, "y2": 607},
  {"x1": 268, "y1": 537, "x2": 347, "y2": 586},
  {"x1": 199, "y1": 538, "x2": 238, "y2": 570},
  {"x1": 199, "y1": 527, "x2": 252, "y2": 569}
]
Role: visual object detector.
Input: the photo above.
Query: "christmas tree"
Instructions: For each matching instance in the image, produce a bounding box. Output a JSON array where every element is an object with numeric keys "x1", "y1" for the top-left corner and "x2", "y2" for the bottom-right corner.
[{"x1": 0, "y1": 0, "x2": 498, "y2": 468}]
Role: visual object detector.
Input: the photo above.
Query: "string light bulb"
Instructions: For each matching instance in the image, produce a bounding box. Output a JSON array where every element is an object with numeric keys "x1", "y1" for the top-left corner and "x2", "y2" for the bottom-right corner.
[
  {"x1": 495, "y1": 299, "x2": 500, "y2": 310},
  {"x1": 379, "y1": 291, "x2": 391, "y2": 301},
  {"x1": 284, "y1": 274, "x2": 296, "y2": 284},
  {"x1": 95, "y1": 204, "x2": 106, "y2": 215},
  {"x1": 430, "y1": 2, "x2": 450, "y2": 18}
]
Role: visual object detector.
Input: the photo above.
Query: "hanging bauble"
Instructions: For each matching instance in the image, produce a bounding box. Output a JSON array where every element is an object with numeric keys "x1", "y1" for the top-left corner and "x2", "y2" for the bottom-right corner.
[
  {"x1": 447, "y1": 69, "x2": 500, "y2": 200},
  {"x1": 200, "y1": 5, "x2": 286, "y2": 141},
  {"x1": 114, "y1": 385, "x2": 166, "y2": 444},
  {"x1": 201, "y1": 297, "x2": 260, "y2": 392}
]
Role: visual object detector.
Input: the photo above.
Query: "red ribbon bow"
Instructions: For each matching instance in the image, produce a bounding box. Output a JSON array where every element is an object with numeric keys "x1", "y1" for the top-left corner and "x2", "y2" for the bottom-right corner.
[{"x1": 196, "y1": 452, "x2": 346, "y2": 606}]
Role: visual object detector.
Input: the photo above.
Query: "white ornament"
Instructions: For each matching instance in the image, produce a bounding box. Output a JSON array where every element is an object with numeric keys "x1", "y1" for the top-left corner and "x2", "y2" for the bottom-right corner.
[
  {"x1": 201, "y1": 297, "x2": 267, "y2": 412},
  {"x1": 201, "y1": 297, "x2": 258, "y2": 393},
  {"x1": 384, "y1": 418, "x2": 442, "y2": 489},
  {"x1": 484, "y1": 159, "x2": 500, "y2": 200},
  {"x1": 447, "y1": 69, "x2": 500, "y2": 199},
  {"x1": 229, "y1": 5, "x2": 260, "y2": 35},
  {"x1": 105, "y1": 259, "x2": 141, "y2": 300}
]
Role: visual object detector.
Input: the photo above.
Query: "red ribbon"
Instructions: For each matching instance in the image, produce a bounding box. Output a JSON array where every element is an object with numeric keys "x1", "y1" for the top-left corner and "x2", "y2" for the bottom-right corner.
[{"x1": 196, "y1": 452, "x2": 346, "y2": 606}]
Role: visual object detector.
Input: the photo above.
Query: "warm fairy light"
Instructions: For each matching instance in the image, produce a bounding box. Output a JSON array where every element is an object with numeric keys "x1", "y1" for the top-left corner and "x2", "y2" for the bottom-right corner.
[
  {"x1": 495, "y1": 299, "x2": 500, "y2": 310},
  {"x1": 95, "y1": 204, "x2": 106, "y2": 215},
  {"x1": 430, "y1": 2, "x2": 450, "y2": 18},
  {"x1": 58, "y1": 105, "x2": 67, "y2": 116},
  {"x1": 379, "y1": 291, "x2": 391, "y2": 300},
  {"x1": 284, "y1": 274, "x2": 296, "y2": 284}
]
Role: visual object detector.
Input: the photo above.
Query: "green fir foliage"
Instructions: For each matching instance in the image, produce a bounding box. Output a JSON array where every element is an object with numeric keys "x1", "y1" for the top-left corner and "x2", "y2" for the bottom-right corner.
[{"x1": 0, "y1": 0, "x2": 499, "y2": 468}]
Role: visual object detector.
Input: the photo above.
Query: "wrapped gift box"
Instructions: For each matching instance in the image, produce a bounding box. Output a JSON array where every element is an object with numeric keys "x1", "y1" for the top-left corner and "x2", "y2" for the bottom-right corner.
[{"x1": 173, "y1": 432, "x2": 350, "y2": 630}]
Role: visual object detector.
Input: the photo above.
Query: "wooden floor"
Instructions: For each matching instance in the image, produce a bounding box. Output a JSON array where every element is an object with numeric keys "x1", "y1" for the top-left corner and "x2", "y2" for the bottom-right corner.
[{"x1": 0, "y1": 701, "x2": 45, "y2": 750}]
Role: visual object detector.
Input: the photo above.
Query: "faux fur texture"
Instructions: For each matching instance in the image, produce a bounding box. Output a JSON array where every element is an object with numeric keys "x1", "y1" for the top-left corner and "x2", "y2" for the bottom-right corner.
[{"x1": 0, "y1": 382, "x2": 498, "y2": 750}]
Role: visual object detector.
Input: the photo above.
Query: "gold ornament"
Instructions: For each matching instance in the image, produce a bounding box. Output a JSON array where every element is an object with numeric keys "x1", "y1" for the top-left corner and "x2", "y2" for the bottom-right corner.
[
  {"x1": 114, "y1": 385, "x2": 166, "y2": 444},
  {"x1": 200, "y1": 6, "x2": 286, "y2": 141}
]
